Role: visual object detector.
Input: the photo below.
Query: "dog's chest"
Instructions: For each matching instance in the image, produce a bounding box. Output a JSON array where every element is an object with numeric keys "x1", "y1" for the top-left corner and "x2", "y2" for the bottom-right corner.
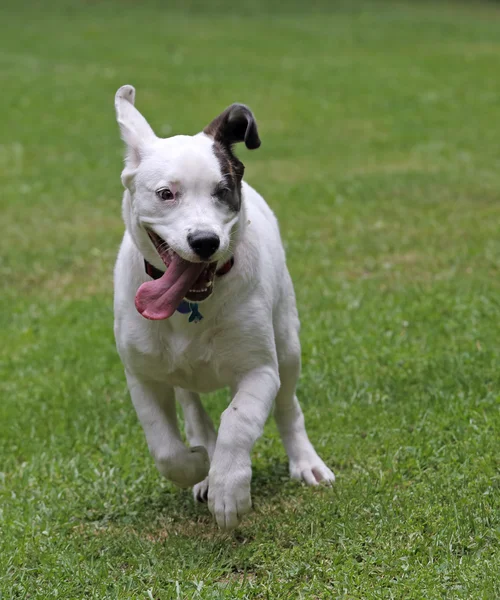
[{"x1": 129, "y1": 323, "x2": 233, "y2": 393}]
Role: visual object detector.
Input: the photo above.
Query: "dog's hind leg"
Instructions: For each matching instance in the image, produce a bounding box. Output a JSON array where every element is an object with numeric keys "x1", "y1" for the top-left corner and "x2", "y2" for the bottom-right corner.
[
  {"x1": 126, "y1": 372, "x2": 209, "y2": 488},
  {"x1": 176, "y1": 388, "x2": 217, "y2": 503},
  {"x1": 274, "y1": 343, "x2": 335, "y2": 486}
]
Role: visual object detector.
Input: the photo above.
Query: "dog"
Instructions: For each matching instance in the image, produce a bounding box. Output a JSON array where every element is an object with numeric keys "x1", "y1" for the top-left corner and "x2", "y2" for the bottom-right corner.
[{"x1": 113, "y1": 85, "x2": 335, "y2": 530}]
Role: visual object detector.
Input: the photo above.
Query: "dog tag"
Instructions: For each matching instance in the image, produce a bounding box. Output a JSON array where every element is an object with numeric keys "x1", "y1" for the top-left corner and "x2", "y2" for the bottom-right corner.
[{"x1": 188, "y1": 303, "x2": 203, "y2": 323}]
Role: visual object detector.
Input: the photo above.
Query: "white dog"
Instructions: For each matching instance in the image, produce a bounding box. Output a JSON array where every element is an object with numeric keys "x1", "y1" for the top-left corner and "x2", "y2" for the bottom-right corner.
[{"x1": 113, "y1": 85, "x2": 334, "y2": 530}]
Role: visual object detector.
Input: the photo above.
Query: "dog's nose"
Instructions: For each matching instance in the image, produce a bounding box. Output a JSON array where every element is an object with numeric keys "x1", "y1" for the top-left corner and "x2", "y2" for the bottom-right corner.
[{"x1": 187, "y1": 231, "x2": 220, "y2": 260}]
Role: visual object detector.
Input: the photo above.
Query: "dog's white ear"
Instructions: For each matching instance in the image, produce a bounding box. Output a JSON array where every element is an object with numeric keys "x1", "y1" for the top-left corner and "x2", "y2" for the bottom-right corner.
[{"x1": 115, "y1": 85, "x2": 156, "y2": 169}]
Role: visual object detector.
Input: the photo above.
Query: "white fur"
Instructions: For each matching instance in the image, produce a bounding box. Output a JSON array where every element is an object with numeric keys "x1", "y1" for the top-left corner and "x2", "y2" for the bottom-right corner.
[{"x1": 113, "y1": 85, "x2": 334, "y2": 530}]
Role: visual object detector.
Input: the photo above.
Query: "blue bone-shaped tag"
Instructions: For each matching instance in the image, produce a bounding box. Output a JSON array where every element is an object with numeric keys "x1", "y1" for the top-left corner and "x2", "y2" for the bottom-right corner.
[{"x1": 188, "y1": 303, "x2": 203, "y2": 323}]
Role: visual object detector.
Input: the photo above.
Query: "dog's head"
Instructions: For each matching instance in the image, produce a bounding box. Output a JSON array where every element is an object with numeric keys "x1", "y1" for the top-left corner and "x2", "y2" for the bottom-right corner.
[{"x1": 115, "y1": 85, "x2": 260, "y2": 319}]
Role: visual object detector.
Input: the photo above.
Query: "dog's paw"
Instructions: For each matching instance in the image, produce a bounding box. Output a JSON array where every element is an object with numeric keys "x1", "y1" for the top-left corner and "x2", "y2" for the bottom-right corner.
[
  {"x1": 290, "y1": 453, "x2": 335, "y2": 486},
  {"x1": 157, "y1": 445, "x2": 210, "y2": 489},
  {"x1": 193, "y1": 476, "x2": 209, "y2": 503},
  {"x1": 207, "y1": 463, "x2": 252, "y2": 530}
]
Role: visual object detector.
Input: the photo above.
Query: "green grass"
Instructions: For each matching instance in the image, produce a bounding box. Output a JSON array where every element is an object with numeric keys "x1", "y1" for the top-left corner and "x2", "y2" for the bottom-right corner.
[{"x1": 1, "y1": 0, "x2": 500, "y2": 597}]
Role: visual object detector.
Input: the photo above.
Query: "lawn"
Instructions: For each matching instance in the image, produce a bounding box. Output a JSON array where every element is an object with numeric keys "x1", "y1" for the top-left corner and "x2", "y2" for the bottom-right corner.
[{"x1": 1, "y1": 0, "x2": 500, "y2": 597}]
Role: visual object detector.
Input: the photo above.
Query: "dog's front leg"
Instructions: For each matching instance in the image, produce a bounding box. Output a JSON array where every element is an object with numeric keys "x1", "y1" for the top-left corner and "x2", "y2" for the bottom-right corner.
[
  {"x1": 208, "y1": 367, "x2": 280, "y2": 530},
  {"x1": 126, "y1": 372, "x2": 209, "y2": 488}
]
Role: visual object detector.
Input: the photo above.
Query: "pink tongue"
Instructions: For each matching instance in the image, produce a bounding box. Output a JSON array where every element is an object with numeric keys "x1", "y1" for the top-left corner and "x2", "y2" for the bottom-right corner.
[{"x1": 135, "y1": 254, "x2": 204, "y2": 320}]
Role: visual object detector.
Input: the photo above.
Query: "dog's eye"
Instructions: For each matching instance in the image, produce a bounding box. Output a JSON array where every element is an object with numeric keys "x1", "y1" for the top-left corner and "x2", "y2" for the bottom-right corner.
[
  {"x1": 214, "y1": 187, "x2": 231, "y2": 202},
  {"x1": 156, "y1": 187, "x2": 174, "y2": 201}
]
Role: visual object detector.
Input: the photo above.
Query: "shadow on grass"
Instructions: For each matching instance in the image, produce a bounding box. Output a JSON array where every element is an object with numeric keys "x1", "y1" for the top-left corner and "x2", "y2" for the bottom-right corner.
[{"x1": 76, "y1": 459, "x2": 338, "y2": 546}]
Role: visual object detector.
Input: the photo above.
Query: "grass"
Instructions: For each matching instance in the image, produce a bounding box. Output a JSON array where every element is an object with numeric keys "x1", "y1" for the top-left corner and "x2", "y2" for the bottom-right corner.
[{"x1": 1, "y1": 0, "x2": 500, "y2": 597}]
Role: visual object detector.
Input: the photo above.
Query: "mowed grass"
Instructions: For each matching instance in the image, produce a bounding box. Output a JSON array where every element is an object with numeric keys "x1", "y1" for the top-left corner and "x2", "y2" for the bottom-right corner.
[{"x1": 1, "y1": 0, "x2": 500, "y2": 597}]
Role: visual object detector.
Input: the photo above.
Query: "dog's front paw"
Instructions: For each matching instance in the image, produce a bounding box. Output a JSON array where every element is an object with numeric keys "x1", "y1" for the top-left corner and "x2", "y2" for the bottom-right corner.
[
  {"x1": 290, "y1": 453, "x2": 335, "y2": 486},
  {"x1": 207, "y1": 462, "x2": 252, "y2": 530}
]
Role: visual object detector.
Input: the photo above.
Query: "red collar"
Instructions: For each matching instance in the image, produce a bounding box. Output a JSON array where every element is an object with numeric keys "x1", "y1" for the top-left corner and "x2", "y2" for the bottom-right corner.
[{"x1": 144, "y1": 256, "x2": 234, "y2": 280}]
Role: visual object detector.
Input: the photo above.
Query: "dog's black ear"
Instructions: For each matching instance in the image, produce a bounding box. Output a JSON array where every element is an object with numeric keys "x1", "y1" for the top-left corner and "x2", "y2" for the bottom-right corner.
[{"x1": 203, "y1": 104, "x2": 261, "y2": 150}]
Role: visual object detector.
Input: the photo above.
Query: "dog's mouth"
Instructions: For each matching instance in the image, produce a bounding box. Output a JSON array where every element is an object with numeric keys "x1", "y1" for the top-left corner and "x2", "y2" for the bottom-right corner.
[
  {"x1": 134, "y1": 230, "x2": 217, "y2": 320},
  {"x1": 148, "y1": 230, "x2": 216, "y2": 302}
]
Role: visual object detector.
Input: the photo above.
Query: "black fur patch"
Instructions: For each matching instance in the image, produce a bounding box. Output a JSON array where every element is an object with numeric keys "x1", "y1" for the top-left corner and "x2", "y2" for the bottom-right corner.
[
  {"x1": 204, "y1": 104, "x2": 261, "y2": 211},
  {"x1": 212, "y1": 142, "x2": 243, "y2": 211}
]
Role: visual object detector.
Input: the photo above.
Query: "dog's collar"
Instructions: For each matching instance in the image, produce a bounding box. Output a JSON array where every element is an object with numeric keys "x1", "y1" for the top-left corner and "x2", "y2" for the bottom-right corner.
[{"x1": 143, "y1": 256, "x2": 234, "y2": 322}]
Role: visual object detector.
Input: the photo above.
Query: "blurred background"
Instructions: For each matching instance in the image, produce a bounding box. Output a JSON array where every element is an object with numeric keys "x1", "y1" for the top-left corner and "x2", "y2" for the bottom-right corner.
[{"x1": 1, "y1": 1, "x2": 499, "y2": 597}]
